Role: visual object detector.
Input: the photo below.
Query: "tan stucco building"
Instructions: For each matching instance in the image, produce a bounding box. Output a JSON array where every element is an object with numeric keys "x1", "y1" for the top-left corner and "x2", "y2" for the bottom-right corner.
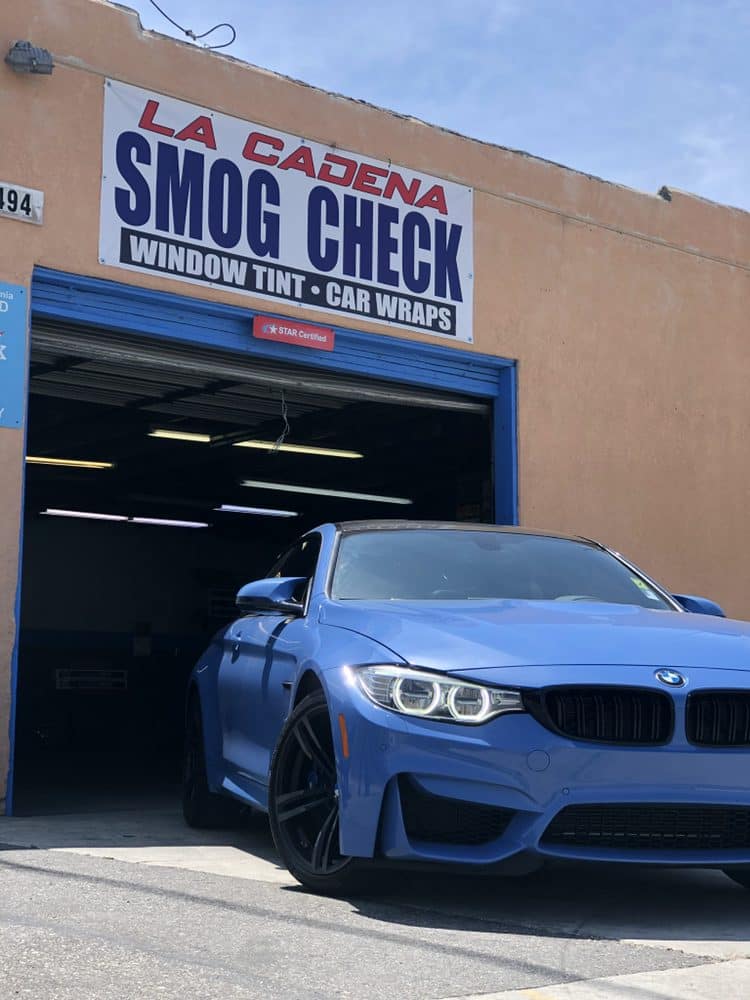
[{"x1": 2, "y1": 0, "x2": 750, "y2": 813}]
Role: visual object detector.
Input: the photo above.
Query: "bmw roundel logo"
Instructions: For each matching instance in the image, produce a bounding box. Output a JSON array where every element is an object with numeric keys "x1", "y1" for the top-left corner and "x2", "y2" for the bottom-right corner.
[{"x1": 655, "y1": 668, "x2": 686, "y2": 687}]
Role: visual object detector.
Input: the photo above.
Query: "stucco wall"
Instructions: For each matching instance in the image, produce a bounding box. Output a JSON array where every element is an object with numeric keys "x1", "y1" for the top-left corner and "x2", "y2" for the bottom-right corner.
[{"x1": 2, "y1": 0, "x2": 750, "y2": 806}]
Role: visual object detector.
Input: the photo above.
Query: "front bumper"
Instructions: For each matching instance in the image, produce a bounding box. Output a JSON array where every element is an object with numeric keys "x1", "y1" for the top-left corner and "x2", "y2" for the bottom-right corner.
[{"x1": 326, "y1": 670, "x2": 750, "y2": 868}]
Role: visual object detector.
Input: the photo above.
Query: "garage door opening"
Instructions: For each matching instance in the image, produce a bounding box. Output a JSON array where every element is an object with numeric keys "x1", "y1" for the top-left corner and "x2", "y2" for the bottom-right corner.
[{"x1": 13, "y1": 321, "x2": 494, "y2": 815}]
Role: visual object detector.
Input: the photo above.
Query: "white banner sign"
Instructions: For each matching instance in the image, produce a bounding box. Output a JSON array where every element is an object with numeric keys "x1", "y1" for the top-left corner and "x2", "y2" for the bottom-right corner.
[{"x1": 100, "y1": 81, "x2": 473, "y2": 341}]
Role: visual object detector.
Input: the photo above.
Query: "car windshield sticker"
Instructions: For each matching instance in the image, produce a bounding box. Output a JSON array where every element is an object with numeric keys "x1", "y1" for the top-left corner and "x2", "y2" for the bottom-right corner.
[{"x1": 631, "y1": 576, "x2": 661, "y2": 601}]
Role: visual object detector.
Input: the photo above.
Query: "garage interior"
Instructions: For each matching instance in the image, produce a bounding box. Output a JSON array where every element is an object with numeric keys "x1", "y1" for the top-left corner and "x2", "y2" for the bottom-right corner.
[{"x1": 13, "y1": 320, "x2": 493, "y2": 815}]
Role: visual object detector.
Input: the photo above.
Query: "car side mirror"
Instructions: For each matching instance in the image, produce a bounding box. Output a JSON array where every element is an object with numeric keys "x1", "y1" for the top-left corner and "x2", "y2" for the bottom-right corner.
[
  {"x1": 236, "y1": 577, "x2": 307, "y2": 616},
  {"x1": 672, "y1": 594, "x2": 726, "y2": 617}
]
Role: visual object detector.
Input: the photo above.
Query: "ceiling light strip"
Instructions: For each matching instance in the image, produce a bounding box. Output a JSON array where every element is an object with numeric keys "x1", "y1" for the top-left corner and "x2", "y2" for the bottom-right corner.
[
  {"x1": 131, "y1": 517, "x2": 209, "y2": 528},
  {"x1": 27, "y1": 457, "x2": 115, "y2": 470},
  {"x1": 149, "y1": 430, "x2": 363, "y2": 459},
  {"x1": 41, "y1": 508, "x2": 127, "y2": 522},
  {"x1": 215, "y1": 504, "x2": 298, "y2": 518},
  {"x1": 240, "y1": 480, "x2": 412, "y2": 504},
  {"x1": 40, "y1": 509, "x2": 209, "y2": 528},
  {"x1": 233, "y1": 440, "x2": 362, "y2": 459},
  {"x1": 148, "y1": 430, "x2": 212, "y2": 443}
]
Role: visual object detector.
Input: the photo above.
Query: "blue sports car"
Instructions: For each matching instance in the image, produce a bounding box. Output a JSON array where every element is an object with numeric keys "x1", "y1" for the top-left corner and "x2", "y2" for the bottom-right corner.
[{"x1": 183, "y1": 521, "x2": 750, "y2": 894}]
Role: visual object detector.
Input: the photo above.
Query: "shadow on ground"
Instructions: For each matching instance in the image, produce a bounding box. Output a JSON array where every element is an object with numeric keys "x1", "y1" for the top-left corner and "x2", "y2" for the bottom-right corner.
[
  {"x1": 343, "y1": 862, "x2": 750, "y2": 954},
  {"x1": 1, "y1": 797, "x2": 748, "y2": 955}
]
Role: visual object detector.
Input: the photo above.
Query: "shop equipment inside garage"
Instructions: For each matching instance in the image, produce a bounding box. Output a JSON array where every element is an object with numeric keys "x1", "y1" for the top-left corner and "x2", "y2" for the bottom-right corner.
[{"x1": 13, "y1": 320, "x2": 492, "y2": 814}]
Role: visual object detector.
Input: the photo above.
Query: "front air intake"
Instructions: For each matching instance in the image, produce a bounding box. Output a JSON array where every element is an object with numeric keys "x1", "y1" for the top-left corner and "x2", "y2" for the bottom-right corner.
[
  {"x1": 398, "y1": 776, "x2": 514, "y2": 846},
  {"x1": 542, "y1": 804, "x2": 750, "y2": 851}
]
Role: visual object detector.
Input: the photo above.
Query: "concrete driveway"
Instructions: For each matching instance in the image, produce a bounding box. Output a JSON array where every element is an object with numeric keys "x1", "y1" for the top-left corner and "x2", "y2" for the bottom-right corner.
[{"x1": 0, "y1": 803, "x2": 749, "y2": 999}]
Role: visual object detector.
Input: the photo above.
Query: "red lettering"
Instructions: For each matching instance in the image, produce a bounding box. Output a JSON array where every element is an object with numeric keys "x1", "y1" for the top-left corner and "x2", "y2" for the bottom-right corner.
[
  {"x1": 138, "y1": 99, "x2": 174, "y2": 137},
  {"x1": 415, "y1": 184, "x2": 448, "y2": 215},
  {"x1": 382, "y1": 172, "x2": 420, "y2": 206},
  {"x1": 242, "y1": 131, "x2": 284, "y2": 165},
  {"x1": 318, "y1": 153, "x2": 357, "y2": 186},
  {"x1": 277, "y1": 145, "x2": 316, "y2": 177},
  {"x1": 174, "y1": 115, "x2": 217, "y2": 149},
  {"x1": 352, "y1": 163, "x2": 388, "y2": 196}
]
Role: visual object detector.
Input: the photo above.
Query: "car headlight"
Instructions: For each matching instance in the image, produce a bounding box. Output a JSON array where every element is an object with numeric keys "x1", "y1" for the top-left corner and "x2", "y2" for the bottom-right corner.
[{"x1": 356, "y1": 665, "x2": 524, "y2": 725}]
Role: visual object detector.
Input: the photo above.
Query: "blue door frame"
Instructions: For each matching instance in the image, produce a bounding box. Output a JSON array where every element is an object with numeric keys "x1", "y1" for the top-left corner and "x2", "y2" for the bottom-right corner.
[{"x1": 5, "y1": 266, "x2": 517, "y2": 813}]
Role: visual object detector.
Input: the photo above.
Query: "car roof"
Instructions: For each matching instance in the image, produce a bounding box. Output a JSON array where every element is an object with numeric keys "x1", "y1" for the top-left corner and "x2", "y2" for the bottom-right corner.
[{"x1": 332, "y1": 520, "x2": 597, "y2": 544}]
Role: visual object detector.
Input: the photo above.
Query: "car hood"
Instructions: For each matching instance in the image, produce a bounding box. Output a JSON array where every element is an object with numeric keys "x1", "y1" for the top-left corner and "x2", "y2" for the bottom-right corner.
[{"x1": 320, "y1": 599, "x2": 750, "y2": 676}]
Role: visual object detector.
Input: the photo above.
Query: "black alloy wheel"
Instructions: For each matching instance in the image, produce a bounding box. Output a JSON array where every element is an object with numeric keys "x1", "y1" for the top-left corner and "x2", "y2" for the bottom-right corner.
[
  {"x1": 269, "y1": 691, "x2": 373, "y2": 895},
  {"x1": 182, "y1": 695, "x2": 239, "y2": 828}
]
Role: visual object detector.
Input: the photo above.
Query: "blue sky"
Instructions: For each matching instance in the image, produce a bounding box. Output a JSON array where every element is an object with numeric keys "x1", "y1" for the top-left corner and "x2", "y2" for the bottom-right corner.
[{"x1": 122, "y1": 0, "x2": 750, "y2": 210}]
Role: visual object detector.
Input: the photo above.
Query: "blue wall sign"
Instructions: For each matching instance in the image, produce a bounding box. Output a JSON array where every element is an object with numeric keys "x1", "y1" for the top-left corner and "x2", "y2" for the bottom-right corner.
[{"x1": 0, "y1": 282, "x2": 28, "y2": 429}]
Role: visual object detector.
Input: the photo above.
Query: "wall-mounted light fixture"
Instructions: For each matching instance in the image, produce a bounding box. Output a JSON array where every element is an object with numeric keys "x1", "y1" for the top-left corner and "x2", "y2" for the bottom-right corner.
[{"x1": 5, "y1": 40, "x2": 54, "y2": 75}]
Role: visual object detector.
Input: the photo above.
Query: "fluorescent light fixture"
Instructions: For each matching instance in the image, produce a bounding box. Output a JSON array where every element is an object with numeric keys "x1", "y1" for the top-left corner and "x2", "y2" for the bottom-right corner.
[
  {"x1": 41, "y1": 508, "x2": 127, "y2": 522},
  {"x1": 149, "y1": 429, "x2": 212, "y2": 443},
  {"x1": 233, "y1": 440, "x2": 362, "y2": 459},
  {"x1": 240, "y1": 480, "x2": 412, "y2": 505},
  {"x1": 130, "y1": 517, "x2": 209, "y2": 528},
  {"x1": 41, "y1": 509, "x2": 209, "y2": 528},
  {"x1": 150, "y1": 430, "x2": 363, "y2": 459},
  {"x1": 215, "y1": 504, "x2": 298, "y2": 518},
  {"x1": 27, "y1": 457, "x2": 114, "y2": 470}
]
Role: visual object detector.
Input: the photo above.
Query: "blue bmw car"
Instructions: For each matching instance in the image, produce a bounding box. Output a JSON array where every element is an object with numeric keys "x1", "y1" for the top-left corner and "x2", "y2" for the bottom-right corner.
[{"x1": 184, "y1": 521, "x2": 750, "y2": 894}]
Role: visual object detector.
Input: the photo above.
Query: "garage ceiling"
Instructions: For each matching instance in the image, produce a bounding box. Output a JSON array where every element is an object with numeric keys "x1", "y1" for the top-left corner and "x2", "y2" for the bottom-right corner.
[{"x1": 25, "y1": 321, "x2": 493, "y2": 532}]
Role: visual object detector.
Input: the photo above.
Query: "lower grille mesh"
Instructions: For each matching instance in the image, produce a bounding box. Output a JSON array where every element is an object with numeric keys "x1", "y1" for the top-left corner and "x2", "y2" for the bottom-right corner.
[
  {"x1": 542, "y1": 804, "x2": 750, "y2": 851},
  {"x1": 399, "y1": 777, "x2": 514, "y2": 846}
]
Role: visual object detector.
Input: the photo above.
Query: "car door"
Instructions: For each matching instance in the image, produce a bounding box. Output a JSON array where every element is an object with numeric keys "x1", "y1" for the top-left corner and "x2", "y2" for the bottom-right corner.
[{"x1": 217, "y1": 534, "x2": 322, "y2": 800}]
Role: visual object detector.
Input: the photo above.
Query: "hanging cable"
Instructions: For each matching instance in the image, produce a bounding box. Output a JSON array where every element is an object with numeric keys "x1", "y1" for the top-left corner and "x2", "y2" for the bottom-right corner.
[
  {"x1": 271, "y1": 390, "x2": 291, "y2": 454},
  {"x1": 147, "y1": 0, "x2": 237, "y2": 50}
]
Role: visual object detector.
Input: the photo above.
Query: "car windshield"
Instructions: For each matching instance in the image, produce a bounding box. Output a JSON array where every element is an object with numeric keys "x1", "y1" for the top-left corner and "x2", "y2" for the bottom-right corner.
[{"x1": 331, "y1": 529, "x2": 673, "y2": 609}]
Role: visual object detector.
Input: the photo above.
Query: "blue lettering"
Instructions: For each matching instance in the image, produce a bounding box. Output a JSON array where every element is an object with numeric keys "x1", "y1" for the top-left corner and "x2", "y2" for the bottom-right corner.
[
  {"x1": 247, "y1": 169, "x2": 280, "y2": 258},
  {"x1": 208, "y1": 159, "x2": 242, "y2": 249},
  {"x1": 155, "y1": 143, "x2": 204, "y2": 239},
  {"x1": 376, "y1": 205, "x2": 400, "y2": 288},
  {"x1": 402, "y1": 212, "x2": 431, "y2": 294},
  {"x1": 434, "y1": 220, "x2": 463, "y2": 301},
  {"x1": 307, "y1": 187, "x2": 339, "y2": 271},
  {"x1": 342, "y1": 195, "x2": 373, "y2": 281},
  {"x1": 247, "y1": 170, "x2": 281, "y2": 260},
  {"x1": 114, "y1": 131, "x2": 151, "y2": 226}
]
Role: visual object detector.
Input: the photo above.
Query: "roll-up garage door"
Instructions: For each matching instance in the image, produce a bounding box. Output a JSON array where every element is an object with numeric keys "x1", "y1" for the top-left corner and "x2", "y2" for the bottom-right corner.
[{"x1": 31, "y1": 320, "x2": 488, "y2": 415}]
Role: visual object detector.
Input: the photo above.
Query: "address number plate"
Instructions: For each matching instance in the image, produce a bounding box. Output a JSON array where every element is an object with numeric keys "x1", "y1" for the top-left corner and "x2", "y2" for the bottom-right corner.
[{"x1": 0, "y1": 181, "x2": 44, "y2": 225}]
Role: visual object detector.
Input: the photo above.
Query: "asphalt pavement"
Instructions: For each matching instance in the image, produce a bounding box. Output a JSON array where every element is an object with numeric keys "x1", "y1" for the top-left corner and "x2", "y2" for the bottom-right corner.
[{"x1": 0, "y1": 805, "x2": 748, "y2": 999}]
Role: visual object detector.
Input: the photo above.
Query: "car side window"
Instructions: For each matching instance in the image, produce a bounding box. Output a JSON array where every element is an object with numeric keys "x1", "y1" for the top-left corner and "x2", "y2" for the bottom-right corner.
[{"x1": 269, "y1": 534, "x2": 322, "y2": 605}]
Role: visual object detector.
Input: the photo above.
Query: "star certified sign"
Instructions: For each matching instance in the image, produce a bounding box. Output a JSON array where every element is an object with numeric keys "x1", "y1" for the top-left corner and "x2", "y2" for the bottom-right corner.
[
  {"x1": 655, "y1": 669, "x2": 686, "y2": 687},
  {"x1": 252, "y1": 315, "x2": 335, "y2": 352}
]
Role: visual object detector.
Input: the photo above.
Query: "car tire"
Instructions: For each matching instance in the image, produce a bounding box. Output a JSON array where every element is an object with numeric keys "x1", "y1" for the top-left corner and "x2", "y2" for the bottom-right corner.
[
  {"x1": 723, "y1": 868, "x2": 750, "y2": 890},
  {"x1": 182, "y1": 695, "x2": 238, "y2": 828},
  {"x1": 269, "y1": 690, "x2": 375, "y2": 896}
]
